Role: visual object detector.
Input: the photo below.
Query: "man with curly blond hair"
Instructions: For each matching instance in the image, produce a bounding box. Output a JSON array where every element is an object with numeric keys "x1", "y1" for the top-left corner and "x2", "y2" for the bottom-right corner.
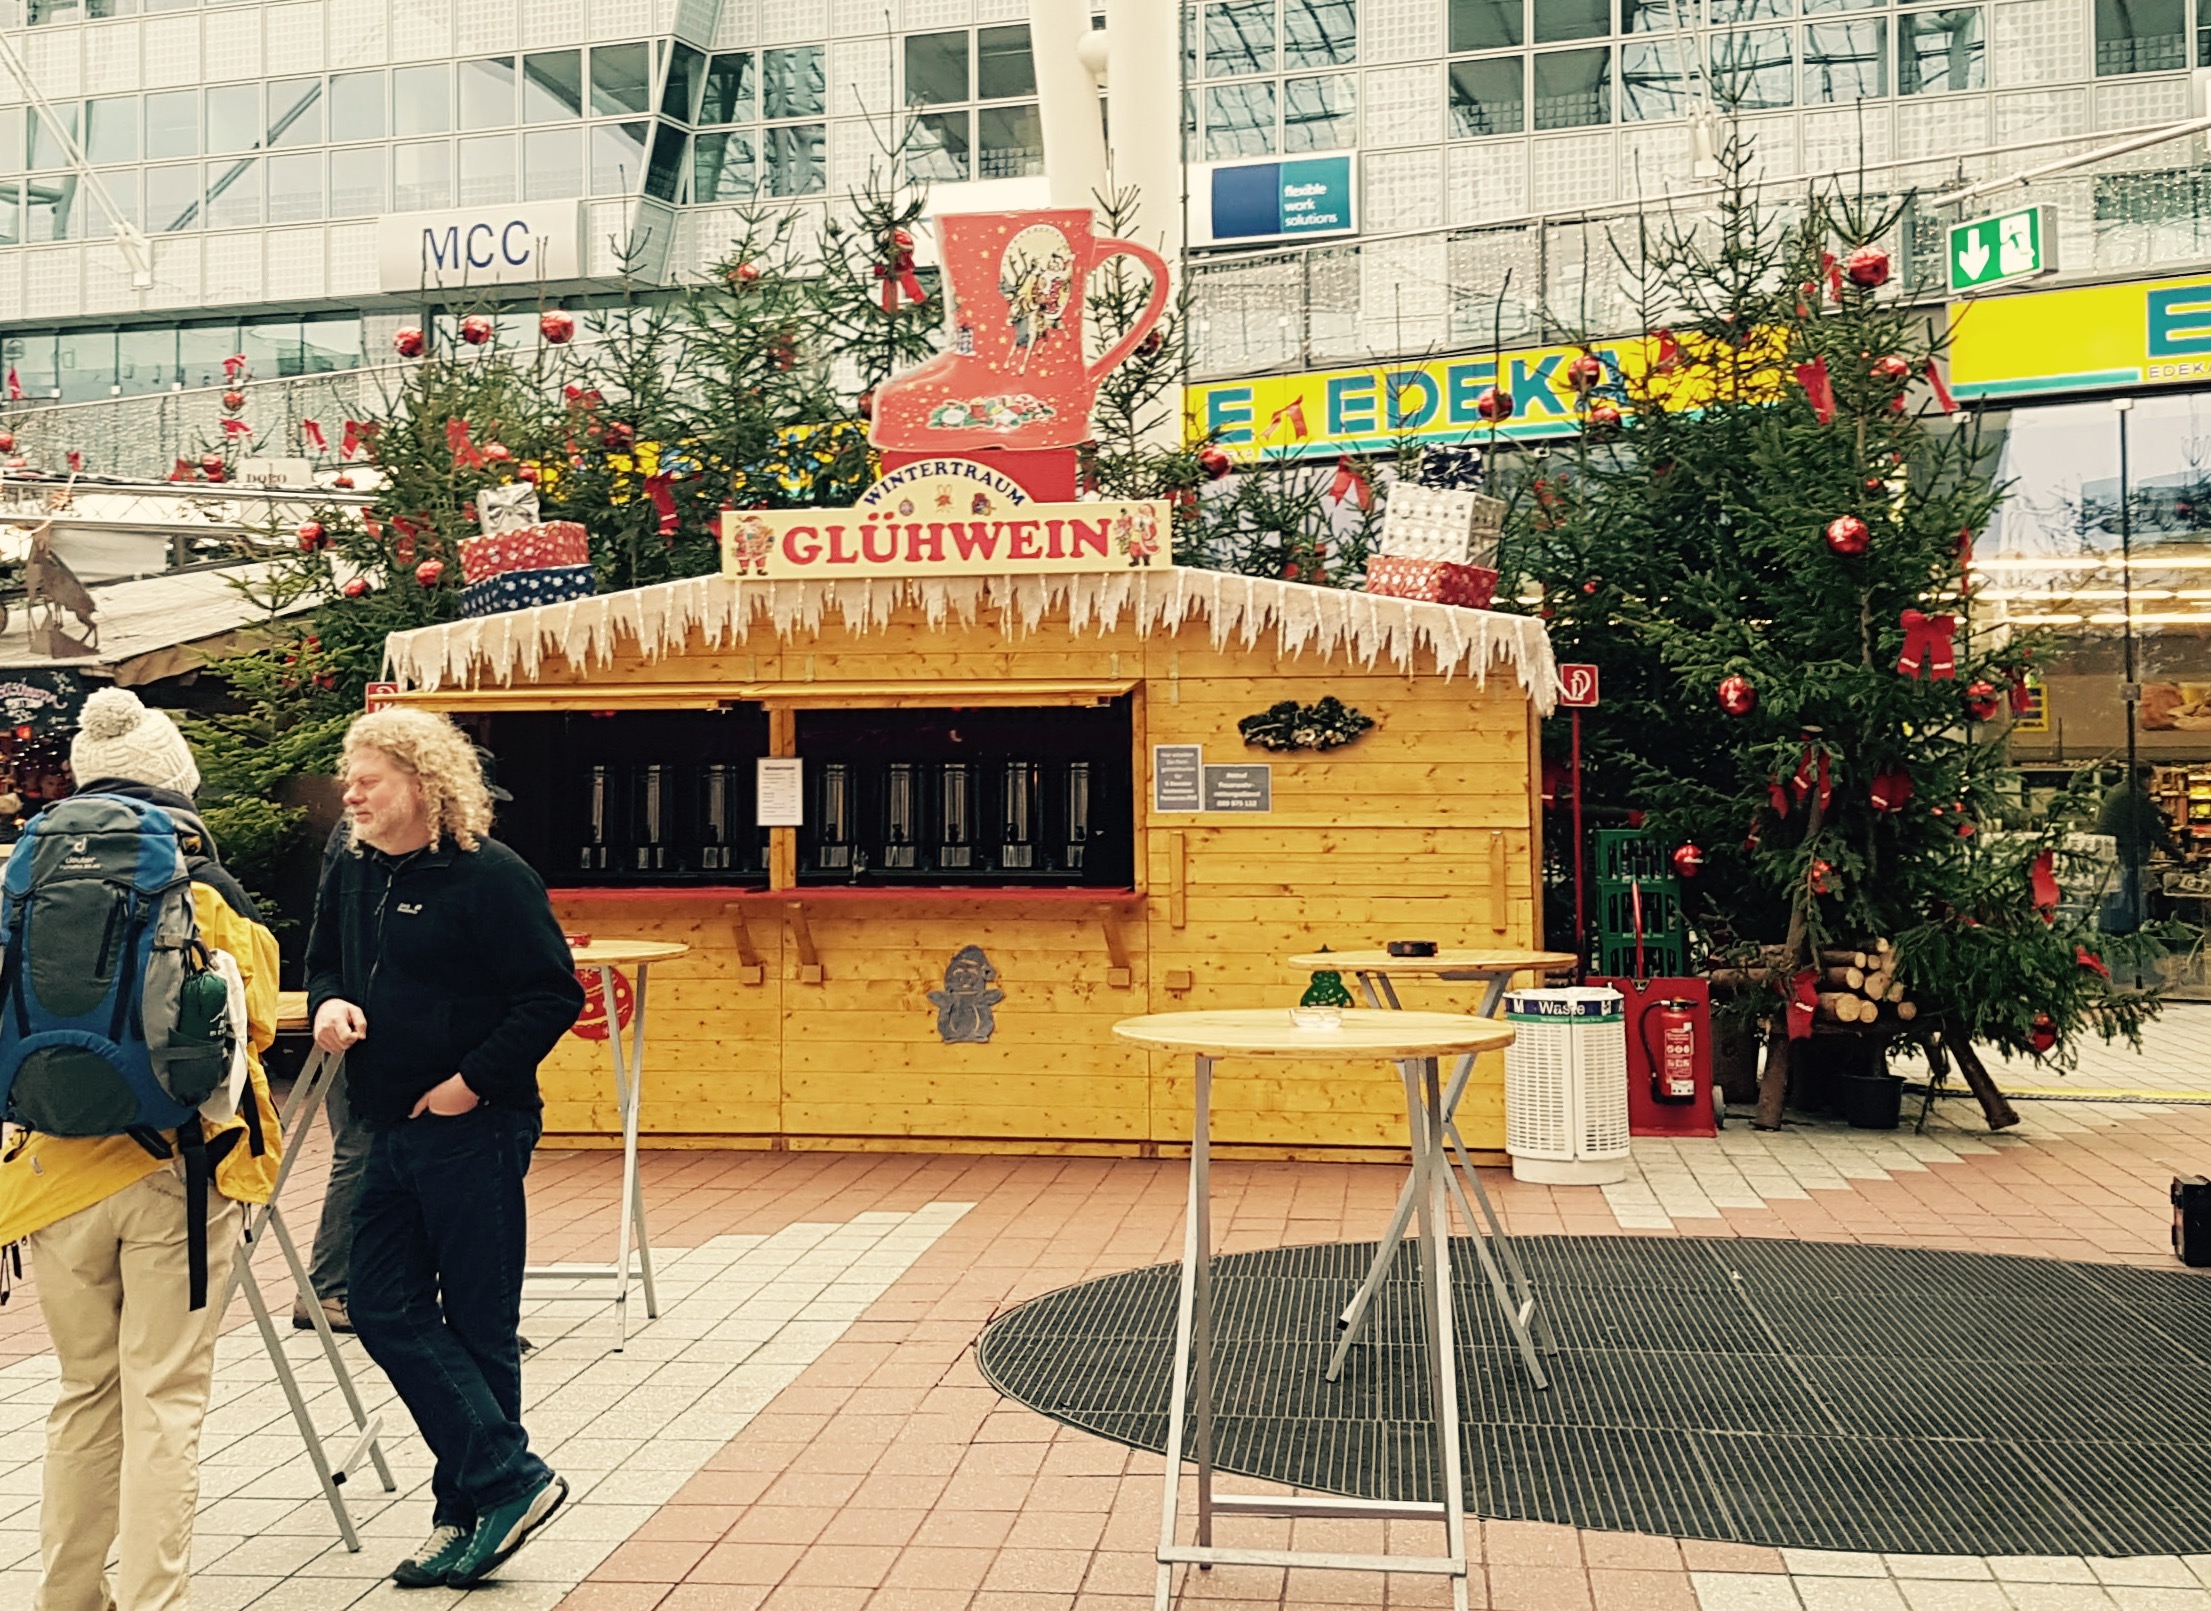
[{"x1": 306, "y1": 707, "x2": 583, "y2": 1589}]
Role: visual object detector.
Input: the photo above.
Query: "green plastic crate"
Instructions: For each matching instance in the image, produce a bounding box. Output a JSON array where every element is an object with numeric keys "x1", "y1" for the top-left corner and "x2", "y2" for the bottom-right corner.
[
  {"x1": 1597, "y1": 933, "x2": 1690, "y2": 979},
  {"x1": 1594, "y1": 828, "x2": 1671, "y2": 882},
  {"x1": 1595, "y1": 876, "x2": 1684, "y2": 946}
]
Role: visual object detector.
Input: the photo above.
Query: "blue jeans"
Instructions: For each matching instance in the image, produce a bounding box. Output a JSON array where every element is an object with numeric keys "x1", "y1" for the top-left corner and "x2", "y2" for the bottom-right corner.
[{"x1": 349, "y1": 1105, "x2": 551, "y2": 1529}]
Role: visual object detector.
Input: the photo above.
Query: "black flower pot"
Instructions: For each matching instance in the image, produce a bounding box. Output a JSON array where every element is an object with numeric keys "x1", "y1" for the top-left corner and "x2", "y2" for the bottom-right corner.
[{"x1": 1843, "y1": 1072, "x2": 1906, "y2": 1131}]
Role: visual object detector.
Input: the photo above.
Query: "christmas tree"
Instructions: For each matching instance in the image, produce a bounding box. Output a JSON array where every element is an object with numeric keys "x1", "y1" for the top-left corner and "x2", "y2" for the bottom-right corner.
[{"x1": 1502, "y1": 136, "x2": 2177, "y2": 1127}]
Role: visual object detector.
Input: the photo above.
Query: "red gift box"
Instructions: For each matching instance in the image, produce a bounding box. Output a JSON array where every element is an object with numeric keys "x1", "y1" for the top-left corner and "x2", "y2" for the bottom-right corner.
[
  {"x1": 1364, "y1": 555, "x2": 1498, "y2": 609},
  {"x1": 460, "y1": 521, "x2": 590, "y2": 584}
]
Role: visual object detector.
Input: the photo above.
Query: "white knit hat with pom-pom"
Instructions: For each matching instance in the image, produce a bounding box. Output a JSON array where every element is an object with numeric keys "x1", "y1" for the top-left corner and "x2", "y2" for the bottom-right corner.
[{"x1": 69, "y1": 688, "x2": 201, "y2": 798}]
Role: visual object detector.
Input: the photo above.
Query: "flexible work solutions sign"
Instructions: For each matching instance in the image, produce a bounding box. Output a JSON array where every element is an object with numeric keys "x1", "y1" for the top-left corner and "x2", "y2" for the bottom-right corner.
[
  {"x1": 1947, "y1": 274, "x2": 2211, "y2": 398},
  {"x1": 1199, "y1": 155, "x2": 1355, "y2": 245},
  {"x1": 377, "y1": 203, "x2": 584, "y2": 292}
]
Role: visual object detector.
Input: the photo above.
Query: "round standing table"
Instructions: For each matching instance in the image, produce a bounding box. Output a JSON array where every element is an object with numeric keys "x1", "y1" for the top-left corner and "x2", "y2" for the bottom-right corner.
[
  {"x1": 1114, "y1": 1008, "x2": 1516, "y2": 1611},
  {"x1": 524, "y1": 939, "x2": 689, "y2": 1350},
  {"x1": 1287, "y1": 950, "x2": 1576, "y2": 1387}
]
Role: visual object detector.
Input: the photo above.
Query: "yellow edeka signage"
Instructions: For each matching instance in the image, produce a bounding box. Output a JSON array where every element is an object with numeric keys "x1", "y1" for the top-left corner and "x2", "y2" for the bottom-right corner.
[
  {"x1": 1948, "y1": 274, "x2": 2211, "y2": 399},
  {"x1": 720, "y1": 457, "x2": 1173, "y2": 580}
]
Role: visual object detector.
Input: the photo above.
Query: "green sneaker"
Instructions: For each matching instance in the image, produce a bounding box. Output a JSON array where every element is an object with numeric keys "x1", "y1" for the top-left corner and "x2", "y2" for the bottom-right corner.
[
  {"x1": 392, "y1": 1524, "x2": 470, "y2": 1588},
  {"x1": 445, "y1": 1474, "x2": 568, "y2": 1587}
]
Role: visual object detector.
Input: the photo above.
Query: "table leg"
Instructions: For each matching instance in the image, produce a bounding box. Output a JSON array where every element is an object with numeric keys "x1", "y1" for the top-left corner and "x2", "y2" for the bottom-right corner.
[
  {"x1": 1157, "y1": 1052, "x2": 1214, "y2": 1611},
  {"x1": 605, "y1": 964, "x2": 641, "y2": 1351},
  {"x1": 1415, "y1": 1056, "x2": 1472, "y2": 1611},
  {"x1": 1325, "y1": 1163, "x2": 1418, "y2": 1382},
  {"x1": 1441, "y1": 1109, "x2": 1559, "y2": 1362},
  {"x1": 624, "y1": 964, "x2": 660, "y2": 1322},
  {"x1": 1353, "y1": 970, "x2": 1386, "y2": 1010},
  {"x1": 1477, "y1": 973, "x2": 1511, "y2": 1018}
]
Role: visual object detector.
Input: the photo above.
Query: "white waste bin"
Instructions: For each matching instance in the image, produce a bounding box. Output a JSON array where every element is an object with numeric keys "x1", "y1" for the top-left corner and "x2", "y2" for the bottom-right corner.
[{"x1": 1505, "y1": 987, "x2": 1632, "y2": 1185}]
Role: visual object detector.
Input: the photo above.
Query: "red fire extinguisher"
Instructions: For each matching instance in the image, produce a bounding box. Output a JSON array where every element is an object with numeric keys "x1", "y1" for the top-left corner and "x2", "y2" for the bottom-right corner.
[{"x1": 1641, "y1": 998, "x2": 1700, "y2": 1103}]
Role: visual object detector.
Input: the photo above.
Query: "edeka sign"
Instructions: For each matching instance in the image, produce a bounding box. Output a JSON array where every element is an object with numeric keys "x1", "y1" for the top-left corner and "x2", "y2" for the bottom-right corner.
[
  {"x1": 376, "y1": 203, "x2": 583, "y2": 293},
  {"x1": 1948, "y1": 274, "x2": 2211, "y2": 399},
  {"x1": 721, "y1": 457, "x2": 1174, "y2": 581},
  {"x1": 1201, "y1": 155, "x2": 1355, "y2": 244}
]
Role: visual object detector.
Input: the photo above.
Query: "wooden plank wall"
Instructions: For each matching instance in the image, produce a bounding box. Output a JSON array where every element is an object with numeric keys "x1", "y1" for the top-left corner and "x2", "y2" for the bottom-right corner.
[{"x1": 519, "y1": 606, "x2": 1539, "y2": 1158}]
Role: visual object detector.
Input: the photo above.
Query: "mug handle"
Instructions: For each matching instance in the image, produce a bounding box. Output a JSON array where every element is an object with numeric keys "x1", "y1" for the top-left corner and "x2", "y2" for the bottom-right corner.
[{"x1": 1083, "y1": 237, "x2": 1173, "y2": 386}]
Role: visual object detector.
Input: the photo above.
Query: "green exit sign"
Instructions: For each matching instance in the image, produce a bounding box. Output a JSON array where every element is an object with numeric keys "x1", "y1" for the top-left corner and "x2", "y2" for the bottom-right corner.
[{"x1": 1947, "y1": 206, "x2": 2057, "y2": 294}]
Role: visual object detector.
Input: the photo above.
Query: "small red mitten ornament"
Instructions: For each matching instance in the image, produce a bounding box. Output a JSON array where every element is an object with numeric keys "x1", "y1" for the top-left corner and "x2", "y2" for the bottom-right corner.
[
  {"x1": 2028, "y1": 1012, "x2": 2057, "y2": 1054},
  {"x1": 1476, "y1": 387, "x2": 1513, "y2": 422},
  {"x1": 415, "y1": 559, "x2": 444, "y2": 586},
  {"x1": 1844, "y1": 245, "x2": 1891, "y2": 288},
  {"x1": 539, "y1": 310, "x2": 575, "y2": 345},
  {"x1": 1868, "y1": 766, "x2": 1913, "y2": 813},
  {"x1": 1964, "y1": 679, "x2": 2001, "y2": 721},
  {"x1": 1566, "y1": 353, "x2": 1604, "y2": 392},
  {"x1": 1672, "y1": 843, "x2": 1704, "y2": 878},
  {"x1": 1824, "y1": 514, "x2": 1870, "y2": 556},
  {"x1": 1199, "y1": 445, "x2": 1233, "y2": 481},
  {"x1": 296, "y1": 520, "x2": 325, "y2": 551},
  {"x1": 393, "y1": 326, "x2": 426, "y2": 358},
  {"x1": 1870, "y1": 353, "x2": 1911, "y2": 383},
  {"x1": 221, "y1": 389, "x2": 246, "y2": 412},
  {"x1": 1717, "y1": 674, "x2": 1758, "y2": 716},
  {"x1": 342, "y1": 577, "x2": 369, "y2": 599},
  {"x1": 459, "y1": 315, "x2": 495, "y2": 346}
]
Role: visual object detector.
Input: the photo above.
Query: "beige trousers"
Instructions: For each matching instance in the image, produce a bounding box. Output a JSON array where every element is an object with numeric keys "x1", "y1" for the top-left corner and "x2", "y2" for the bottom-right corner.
[{"x1": 29, "y1": 1168, "x2": 243, "y2": 1611}]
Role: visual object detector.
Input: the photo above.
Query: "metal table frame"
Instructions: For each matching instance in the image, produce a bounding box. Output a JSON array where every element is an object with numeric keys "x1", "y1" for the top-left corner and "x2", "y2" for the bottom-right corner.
[
  {"x1": 522, "y1": 953, "x2": 665, "y2": 1350},
  {"x1": 1328, "y1": 965, "x2": 1559, "y2": 1388},
  {"x1": 1157, "y1": 1045, "x2": 1475, "y2": 1611},
  {"x1": 227, "y1": 1046, "x2": 397, "y2": 1550}
]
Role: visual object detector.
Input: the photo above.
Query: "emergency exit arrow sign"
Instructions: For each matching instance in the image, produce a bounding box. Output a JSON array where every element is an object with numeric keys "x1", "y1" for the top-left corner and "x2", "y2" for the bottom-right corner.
[{"x1": 1947, "y1": 205, "x2": 2056, "y2": 294}]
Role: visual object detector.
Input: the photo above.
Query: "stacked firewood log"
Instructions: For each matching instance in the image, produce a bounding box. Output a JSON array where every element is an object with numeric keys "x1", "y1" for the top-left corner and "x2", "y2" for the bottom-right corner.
[{"x1": 1816, "y1": 937, "x2": 1917, "y2": 1025}]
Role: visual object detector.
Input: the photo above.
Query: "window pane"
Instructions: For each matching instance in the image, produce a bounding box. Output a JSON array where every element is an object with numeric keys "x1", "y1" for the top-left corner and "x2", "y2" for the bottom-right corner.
[
  {"x1": 1533, "y1": 0, "x2": 1609, "y2": 43},
  {"x1": 1204, "y1": 80, "x2": 1276, "y2": 156},
  {"x1": 2097, "y1": 0, "x2": 2183, "y2": 74},
  {"x1": 1805, "y1": 18, "x2": 1885, "y2": 97},
  {"x1": 1284, "y1": 0, "x2": 1356, "y2": 66},
  {"x1": 146, "y1": 163, "x2": 201, "y2": 230},
  {"x1": 1533, "y1": 45, "x2": 1608, "y2": 127},
  {"x1": 1899, "y1": 7, "x2": 1984, "y2": 94},
  {"x1": 977, "y1": 102, "x2": 1043, "y2": 176},
  {"x1": 1451, "y1": 0, "x2": 1524, "y2": 49},
  {"x1": 2, "y1": 333, "x2": 56, "y2": 397},
  {"x1": 1710, "y1": 0, "x2": 1792, "y2": 20},
  {"x1": 591, "y1": 119, "x2": 648, "y2": 192},
  {"x1": 1623, "y1": 0, "x2": 1680, "y2": 29},
  {"x1": 243, "y1": 320, "x2": 301, "y2": 379},
  {"x1": 1206, "y1": 0, "x2": 1277, "y2": 76},
  {"x1": 57, "y1": 330, "x2": 116, "y2": 401},
  {"x1": 1710, "y1": 27, "x2": 1793, "y2": 106},
  {"x1": 330, "y1": 146, "x2": 385, "y2": 215},
  {"x1": 1449, "y1": 54, "x2": 1525, "y2": 134},
  {"x1": 460, "y1": 57, "x2": 517, "y2": 130},
  {"x1": 591, "y1": 42, "x2": 653, "y2": 115},
  {"x1": 978, "y1": 24, "x2": 1037, "y2": 97},
  {"x1": 100, "y1": 169, "x2": 139, "y2": 230},
  {"x1": 204, "y1": 157, "x2": 260, "y2": 229},
  {"x1": 29, "y1": 105, "x2": 79, "y2": 170},
  {"x1": 268, "y1": 78, "x2": 322, "y2": 146},
  {"x1": 524, "y1": 127, "x2": 584, "y2": 197},
  {"x1": 267, "y1": 151, "x2": 322, "y2": 220},
  {"x1": 644, "y1": 121, "x2": 685, "y2": 200},
  {"x1": 301, "y1": 315, "x2": 363, "y2": 374},
  {"x1": 765, "y1": 46, "x2": 825, "y2": 117},
  {"x1": 117, "y1": 326, "x2": 179, "y2": 394},
  {"x1": 1283, "y1": 72, "x2": 1355, "y2": 150},
  {"x1": 664, "y1": 43, "x2": 706, "y2": 120},
  {"x1": 330, "y1": 72, "x2": 385, "y2": 141},
  {"x1": 85, "y1": 97, "x2": 138, "y2": 164},
  {"x1": 909, "y1": 108, "x2": 970, "y2": 179},
  {"x1": 702, "y1": 53, "x2": 756, "y2": 123},
  {"x1": 179, "y1": 327, "x2": 245, "y2": 390},
  {"x1": 0, "y1": 113, "x2": 22, "y2": 172},
  {"x1": 905, "y1": 30, "x2": 969, "y2": 105},
  {"x1": 26, "y1": 176, "x2": 77, "y2": 242},
  {"x1": 1620, "y1": 38, "x2": 1689, "y2": 117},
  {"x1": 765, "y1": 121, "x2": 826, "y2": 194},
  {"x1": 207, "y1": 84, "x2": 260, "y2": 153},
  {"x1": 394, "y1": 139, "x2": 451, "y2": 209},
  {"x1": 459, "y1": 132, "x2": 517, "y2": 202},
  {"x1": 145, "y1": 90, "x2": 198, "y2": 157},
  {"x1": 395, "y1": 64, "x2": 451, "y2": 135},
  {"x1": 524, "y1": 51, "x2": 585, "y2": 120},
  {"x1": 693, "y1": 128, "x2": 755, "y2": 199},
  {"x1": 1805, "y1": 0, "x2": 1884, "y2": 10},
  {"x1": 0, "y1": 185, "x2": 17, "y2": 246}
]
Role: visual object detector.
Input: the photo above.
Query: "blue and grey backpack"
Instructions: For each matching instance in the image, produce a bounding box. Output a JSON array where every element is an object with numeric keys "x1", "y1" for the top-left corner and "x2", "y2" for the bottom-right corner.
[{"x1": 0, "y1": 792, "x2": 241, "y2": 1307}]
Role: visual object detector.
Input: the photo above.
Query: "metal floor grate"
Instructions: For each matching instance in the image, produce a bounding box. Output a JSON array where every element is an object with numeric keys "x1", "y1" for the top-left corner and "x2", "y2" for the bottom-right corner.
[{"x1": 976, "y1": 1236, "x2": 2211, "y2": 1555}]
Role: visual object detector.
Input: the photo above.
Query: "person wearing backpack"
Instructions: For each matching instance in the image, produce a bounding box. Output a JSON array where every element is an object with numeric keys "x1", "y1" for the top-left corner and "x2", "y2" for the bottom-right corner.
[
  {"x1": 0, "y1": 688, "x2": 282, "y2": 1611},
  {"x1": 307, "y1": 708, "x2": 581, "y2": 1590}
]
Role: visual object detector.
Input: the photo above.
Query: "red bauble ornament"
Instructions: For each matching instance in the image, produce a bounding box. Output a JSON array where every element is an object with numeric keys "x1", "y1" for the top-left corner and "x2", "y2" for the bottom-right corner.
[
  {"x1": 518, "y1": 463, "x2": 540, "y2": 483},
  {"x1": 0, "y1": 431, "x2": 15, "y2": 452},
  {"x1": 1586, "y1": 401, "x2": 1623, "y2": 433},
  {"x1": 296, "y1": 520, "x2": 325, "y2": 551},
  {"x1": 1869, "y1": 766, "x2": 1914, "y2": 813},
  {"x1": 200, "y1": 452, "x2": 225, "y2": 475},
  {"x1": 393, "y1": 326, "x2": 426, "y2": 358},
  {"x1": 1824, "y1": 514, "x2": 1870, "y2": 556},
  {"x1": 333, "y1": 474, "x2": 354, "y2": 489},
  {"x1": 1566, "y1": 353, "x2": 1604, "y2": 391},
  {"x1": 459, "y1": 315, "x2": 495, "y2": 346},
  {"x1": 415, "y1": 559, "x2": 444, "y2": 587},
  {"x1": 2028, "y1": 1012, "x2": 2057, "y2": 1054},
  {"x1": 485, "y1": 442, "x2": 511, "y2": 462},
  {"x1": 1871, "y1": 353, "x2": 1911, "y2": 383},
  {"x1": 1844, "y1": 245, "x2": 1891, "y2": 288},
  {"x1": 1199, "y1": 445, "x2": 1233, "y2": 481},
  {"x1": 1136, "y1": 329, "x2": 1165, "y2": 358},
  {"x1": 221, "y1": 389, "x2": 246, "y2": 412},
  {"x1": 1809, "y1": 859, "x2": 1833, "y2": 895},
  {"x1": 1671, "y1": 843, "x2": 1704, "y2": 878},
  {"x1": 728, "y1": 260, "x2": 761, "y2": 286},
  {"x1": 342, "y1": 578, "x2": 369, "y2": 599},
  {"x1": 1717, "y1": 674, "x2": 1758, "y2": 717},
  {"x1": 603, "y1": 421, "x2": 635, "y2": 448},
  {"x1": 1964, "y1": 679, "x2": 2001, "y2": 721},
  {"x1": 1475, "y1": 387, "x2": 1513, "y2": 422},
  {"x1": 855, "y1": 389, "x2": 874, "y2": 420},
  {"x1": 539, "y1": 309, "x2": 575, "y2": 345}
]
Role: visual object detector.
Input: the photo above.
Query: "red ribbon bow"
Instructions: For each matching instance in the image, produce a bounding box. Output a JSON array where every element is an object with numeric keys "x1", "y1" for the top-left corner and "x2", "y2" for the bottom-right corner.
[
  {"x1": 446, "y1": 418, "x2": 484, "y2": 469},
  {"x1": 875, "y1": 230, "x2": 926, "y2": 312},
  {"x1": 1821, "y1": 252, "x2": 1842, "y2": 302},
  {"x1": 1925, "y1": 359, "x2": 1957, "y2": 414},
  {"x1": 1327, "y1": 455, "x2": 1372, "y2": 509},
  {"x1": 1787, "y1": 970, "x2": 1819, "y2": 1040},
  {"x1": 219, "y1": 417, "x2": 253, "y2": 438},
  {"x1": 2009, "y1": 674, "x2": 2034, "y2": 714},
  {"x1": 2029, "y1": 850, "x2": 2060, "y2": 922},
  {"x1": 65, "y1": 450, "x2": 81, "y2": 472},
  {"x1": 341, "y1": 419, "x2": 377, "y2": 460},
  {"x1": 1896, "y1": 609, "x2": 1958, "y2": 680},
  {"x1": 1794, "y1": 356, "x2": 1836, "y2": 424},
  {"x1": 643, "y1": 471, "x2": 679, "y2": 537},
  {"x1": 169, "y1": 456, "x2": 197, "y2": 482},
  {"x1": 2076, "y1": 945, "x2": 2110, "y2": 980},
  {"x1": 302, "y1": 419, "x2": 327, "y2": 452}
]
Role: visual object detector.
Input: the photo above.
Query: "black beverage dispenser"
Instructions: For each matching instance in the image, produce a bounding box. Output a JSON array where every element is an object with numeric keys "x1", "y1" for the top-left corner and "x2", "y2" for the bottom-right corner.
[
  {"x1": 580, "y1": 763, "x2": 614, "y2": 872},
  {"x1": 1000, "y1": 759, "x2": 1040, "y2": 870},
  {"x1": 697, "y1": 762, "x2": 736, "y2": 872},
  {"x1": 631, "y1": 762, "x2": 670, "y2": 872},
  {"x1": 938, "y1": 762, "x2": 975, "y2": 870},
  {"x1": 814, "y1": 761, "x2": 855, "y2": 871},
  {"x1": 883, "y1": 762, "x2": 921, "y2": 870},
  {"x1": 1062, "y1": 760, "x2": 1092, "y2": 871}
]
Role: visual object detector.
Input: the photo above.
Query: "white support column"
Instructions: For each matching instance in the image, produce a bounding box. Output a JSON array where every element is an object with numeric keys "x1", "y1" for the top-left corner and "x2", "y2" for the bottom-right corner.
[
  {"x1": 1105, "y1": 0, "x2": 1185, "y2": 450},
  {"x1": 1030, "y1": 0, "x2": 1110, "y2": 210}
]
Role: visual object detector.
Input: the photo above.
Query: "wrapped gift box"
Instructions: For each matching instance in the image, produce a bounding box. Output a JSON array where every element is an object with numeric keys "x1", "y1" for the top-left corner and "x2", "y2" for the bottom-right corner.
[
  {"x1": 1364, "y1": 555, "x2": 1499, "y2": 610},
  {"x1": 1377, "y1": 487, "x2": 1507, "y2": 568},
  {"x1": 460, "y1": 564, "x2": 597, "y2": 619},
  {"x1": 460, "y1": 521, "x2": 591, "y2": 584}
]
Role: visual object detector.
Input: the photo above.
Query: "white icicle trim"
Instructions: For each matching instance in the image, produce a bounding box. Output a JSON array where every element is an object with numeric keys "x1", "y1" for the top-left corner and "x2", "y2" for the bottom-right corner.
[{"x1": 381, "y1": 571, "x2": 1563, "y2": 712}]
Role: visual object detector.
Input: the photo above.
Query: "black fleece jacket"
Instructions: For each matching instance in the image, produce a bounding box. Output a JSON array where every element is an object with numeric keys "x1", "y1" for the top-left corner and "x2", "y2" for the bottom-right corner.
[{"x1": 305, "y1": 833, "x2": 584, "y2": 1124}]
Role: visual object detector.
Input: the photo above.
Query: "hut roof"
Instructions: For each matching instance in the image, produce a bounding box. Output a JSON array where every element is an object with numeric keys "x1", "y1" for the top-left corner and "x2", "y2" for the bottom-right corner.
[{"x1": 382, "y1": 570, "x2": 1560, "y2": 713}]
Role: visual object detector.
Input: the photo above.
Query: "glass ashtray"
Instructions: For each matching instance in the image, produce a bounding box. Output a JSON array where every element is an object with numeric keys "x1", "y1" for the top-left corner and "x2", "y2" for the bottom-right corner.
[{"x1": 1289, "y1": 1006, "x2": 1343, "y2": 1031}]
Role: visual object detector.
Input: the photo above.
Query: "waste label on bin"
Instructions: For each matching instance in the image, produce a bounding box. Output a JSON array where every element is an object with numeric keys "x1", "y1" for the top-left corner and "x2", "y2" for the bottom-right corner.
[{"x1": 1506, "y1": 988, "x2": 1622, "y2": 1021}]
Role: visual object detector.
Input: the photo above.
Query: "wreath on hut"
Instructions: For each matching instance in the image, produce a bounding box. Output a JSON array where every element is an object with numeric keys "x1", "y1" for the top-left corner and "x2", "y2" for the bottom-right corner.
[{"x1": 1237, "y1": 697, "x2": 1375, "y2": 752}]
